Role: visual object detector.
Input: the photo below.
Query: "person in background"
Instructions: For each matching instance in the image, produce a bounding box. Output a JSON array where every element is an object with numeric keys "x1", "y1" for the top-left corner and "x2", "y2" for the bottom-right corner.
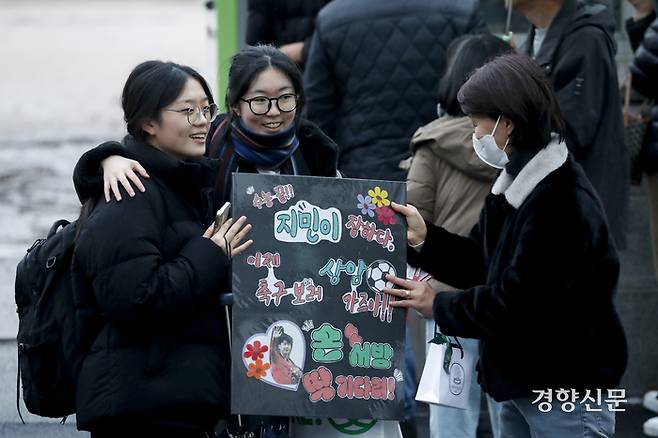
[
  {"x1": 625, "y1": 1, "x2": 658, "y2": 436},
  {"x1": 246, "y1": 0, "x2": 331, "y2": 68},
  {"x1": 406, "y1": 34, "x2": 512, "y2": 438},
  {"x1": 513, "y1": 0, "x2": 629, "y2": 248},
  {"x1": 303, "y1": 0, "x2": 488, "y2": 182},
  {"x1": 73, "y1": 60, "x2": 252, "y2": 437},
  {"x1": 385, "y1": 53, "x2": 627, "y2": 438}
]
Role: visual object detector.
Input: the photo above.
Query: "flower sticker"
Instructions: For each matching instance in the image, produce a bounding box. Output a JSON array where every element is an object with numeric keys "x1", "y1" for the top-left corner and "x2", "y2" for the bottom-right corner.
[
  {"x1": 243, "y1": 340, "x2": 268, "y2": 361},
  {"x1": 376, "y1": 206, "x2": 396, "y2": 225},
  {"x1": 368, "y1": 186, "x2": 390, "y2": 208},
  {"x1": 247, "y1": 359, "x2": 270, "y2": 379},
  {"x1": 356, "y1": 194, "x2": 376, "y2": 217}
]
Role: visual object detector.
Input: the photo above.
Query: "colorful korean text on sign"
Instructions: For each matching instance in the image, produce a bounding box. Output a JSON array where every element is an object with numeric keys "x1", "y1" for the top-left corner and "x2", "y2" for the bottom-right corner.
[{"x1": 231, "y1": 174, "x2": 406, "y2": 419}]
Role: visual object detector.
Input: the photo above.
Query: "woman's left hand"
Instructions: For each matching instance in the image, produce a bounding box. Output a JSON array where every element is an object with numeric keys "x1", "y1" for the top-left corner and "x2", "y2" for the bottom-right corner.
[{"x1": 385, "y1": 274, "x2": 437, "y2": 318}]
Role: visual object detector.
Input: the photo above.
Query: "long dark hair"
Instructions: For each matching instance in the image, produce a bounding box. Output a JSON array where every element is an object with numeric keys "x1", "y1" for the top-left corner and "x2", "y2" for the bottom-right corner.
[
  {"x1": 78, "y1": 61, "x2": 214, "y2": 230},
  {"x1": 225, "y1": 44, "x2": 305, "y2": 124},
  {"x1": 458, "y1": 53, "x2": 565, "y2": 151},
  {"x1": 122, "y1": 60, "x2": 214, "y2": 142},
  {"x1": 437, "y1": 35, "x2": 512, "y2": 117}
]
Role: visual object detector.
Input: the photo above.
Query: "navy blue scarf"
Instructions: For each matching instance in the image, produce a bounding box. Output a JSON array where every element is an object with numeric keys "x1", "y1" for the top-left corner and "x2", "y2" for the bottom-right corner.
[{"x1": 231, "y1": 119, "x2": 299, "y2": 170}]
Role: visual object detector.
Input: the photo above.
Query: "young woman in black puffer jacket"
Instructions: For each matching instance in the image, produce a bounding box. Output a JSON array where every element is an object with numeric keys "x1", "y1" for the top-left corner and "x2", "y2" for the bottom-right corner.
[{"x1": 73, "y1": 61, "x2": 252, "y2": 437}]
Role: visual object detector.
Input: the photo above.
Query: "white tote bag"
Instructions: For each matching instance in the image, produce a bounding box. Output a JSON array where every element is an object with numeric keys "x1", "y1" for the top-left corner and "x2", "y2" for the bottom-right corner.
[{"x1": 415, "y1": 329, "x2": 477, "y2": 410}]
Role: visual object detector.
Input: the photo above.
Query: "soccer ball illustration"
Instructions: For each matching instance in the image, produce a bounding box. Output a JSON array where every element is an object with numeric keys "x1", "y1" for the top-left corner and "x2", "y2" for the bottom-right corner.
[{"x1": 365, "y1": 260, "x2": 396, "y2": 293}]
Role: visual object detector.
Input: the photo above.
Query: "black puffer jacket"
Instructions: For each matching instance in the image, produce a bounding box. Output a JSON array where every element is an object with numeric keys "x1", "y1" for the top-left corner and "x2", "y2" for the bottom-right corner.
[
  {"x1": 245, "y1": 0, "x2": 331, "y2": 67},
  {"x1": 410, "y1": 140, "x2": 627, "y2": 402},
  {"x1": 303, "y1": 0, "x2": 487, "y2": 181},
  {"x1": 628, "y1": 13, "x2": 658, "y2": 174},
  {"x1": 73, "y1": 139, "x2": 231, "y2": 431},
  {"x1": 522, "y1": 0, "x2": 629, "y2": 248}
]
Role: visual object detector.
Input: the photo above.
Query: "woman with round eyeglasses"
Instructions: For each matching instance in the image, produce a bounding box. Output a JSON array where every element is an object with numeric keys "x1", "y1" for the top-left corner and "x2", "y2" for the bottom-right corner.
[
  {"x1": 72, "y1": 60, "x2": 252, "y2": 437},
  {"x1": 73, "y1": 44, "x2": 339, "y2": 210},
  {"x1": 72, "y1": 45, "x2": 339, "y2": 437}
]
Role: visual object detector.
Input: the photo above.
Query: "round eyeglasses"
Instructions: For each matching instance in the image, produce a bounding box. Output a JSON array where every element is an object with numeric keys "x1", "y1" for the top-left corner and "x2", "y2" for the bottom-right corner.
[
  {"x1": 240, "y1": 93, "x2": 298, "y2": 115},
  {"x1": 164, "y1": 103, "x2": 218, "y2": 125}
]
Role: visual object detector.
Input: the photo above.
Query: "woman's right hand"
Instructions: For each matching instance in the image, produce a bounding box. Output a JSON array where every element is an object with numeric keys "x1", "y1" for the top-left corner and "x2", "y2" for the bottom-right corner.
[
  {"x1": 101, "y1": 155, "x2": 150, "y2": 202},
  {"x1": 390, "y1": 202, "x2": 427, "y2": 247},
  {"x1": 203, "y1": 215, "x2": 253, "y2": 258}
]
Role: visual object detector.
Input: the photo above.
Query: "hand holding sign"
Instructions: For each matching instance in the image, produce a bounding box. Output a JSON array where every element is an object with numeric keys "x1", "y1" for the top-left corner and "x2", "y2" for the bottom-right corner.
[
  {"x1": 390, "y1": 202, "x2": 426, "y2": 247},
  {"x1": 203, "y1": 215, "x2": 253, "y2": 258},
  {"x1": 384, "y1": 274, "x2": 437, "y2": 319}
]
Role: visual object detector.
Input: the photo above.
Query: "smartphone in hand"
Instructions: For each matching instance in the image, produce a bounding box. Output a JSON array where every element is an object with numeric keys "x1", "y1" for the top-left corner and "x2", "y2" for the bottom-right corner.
[{"x1": 213, "y1": 202, "x2": 231, "y2": 233}]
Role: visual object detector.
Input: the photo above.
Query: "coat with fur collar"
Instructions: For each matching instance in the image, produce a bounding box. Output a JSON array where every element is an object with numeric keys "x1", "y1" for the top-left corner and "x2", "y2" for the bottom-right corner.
[{"x1": 408, "y1": 140, "x2": 627, "y2": 402}]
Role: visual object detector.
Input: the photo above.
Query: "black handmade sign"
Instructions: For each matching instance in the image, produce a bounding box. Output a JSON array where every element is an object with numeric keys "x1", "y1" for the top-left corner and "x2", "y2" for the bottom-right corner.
[{"x1": 230, "y1": 174, "x2": 406, "y2": 419}]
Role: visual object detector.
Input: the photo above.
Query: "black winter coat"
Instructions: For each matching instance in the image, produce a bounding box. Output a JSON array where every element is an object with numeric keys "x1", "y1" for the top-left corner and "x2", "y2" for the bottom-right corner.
[
  {"x1": 409, "y1": 140, "x2": 627, "y2": 402},
  {"x1": 73, "y1": 139, "x2": 231, "y2": 431},
  {"x1": 522, "y1": 0, "x2": 629, "y2": 248},
  {"x1": 245, "y1": 0, "x2": 331, "y2": 67},
  {"x1": 303, "y1": 0, "x2": 487, "y2": 181},
  {"x1": 628, "y1": 13, "x2": 658, "y2": 174}
]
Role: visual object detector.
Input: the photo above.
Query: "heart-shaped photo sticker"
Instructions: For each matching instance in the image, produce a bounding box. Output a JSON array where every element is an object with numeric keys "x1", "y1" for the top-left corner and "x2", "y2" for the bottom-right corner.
[{"x1": 242, "y1": 320, "x2": 306, "y2": 391}]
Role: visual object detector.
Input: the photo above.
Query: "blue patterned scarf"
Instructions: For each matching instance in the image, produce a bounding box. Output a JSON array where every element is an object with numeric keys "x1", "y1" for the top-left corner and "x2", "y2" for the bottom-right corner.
[{"x1": 231, "y1": 119, "x2": 299, "y2": 170}]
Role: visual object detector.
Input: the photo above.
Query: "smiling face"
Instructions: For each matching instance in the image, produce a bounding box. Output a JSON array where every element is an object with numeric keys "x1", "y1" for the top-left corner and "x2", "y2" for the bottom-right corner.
[
  {"x1": 233, "y1": 67, "x2": 297, "y2": 135},
  {"x1": 142, "y1": 77, "x2": 210, "y2": 159},
  {"x1": 278, "y1": 339, "x2": 292, "y2": 357}
]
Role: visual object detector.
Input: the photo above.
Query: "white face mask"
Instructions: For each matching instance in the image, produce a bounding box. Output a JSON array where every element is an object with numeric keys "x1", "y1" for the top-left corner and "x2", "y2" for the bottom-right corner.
[{"x1": 472, "y1": 115, "x2": 510, "y2": 169}]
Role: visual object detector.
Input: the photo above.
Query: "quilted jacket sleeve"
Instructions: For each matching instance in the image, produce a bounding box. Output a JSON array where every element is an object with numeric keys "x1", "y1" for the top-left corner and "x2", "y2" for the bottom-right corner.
[
  {"x1": 303, "y1": 25, "x2": 338, "y2": 140},
  {"x1": 246, "y1": 0, "x2": 274, "y2": 45},
  {"x1": 75, "y1": 184, "x2": 229, "y2": 328}
]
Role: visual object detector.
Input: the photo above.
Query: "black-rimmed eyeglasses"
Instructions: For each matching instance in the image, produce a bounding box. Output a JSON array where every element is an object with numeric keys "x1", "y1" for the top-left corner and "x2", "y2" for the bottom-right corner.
[
  {"x1": 164, "y1": 103, "x2": 218, "y2": 125},
  {"x1": 241, "y1": 94, "x2": 298, "y2": 115}
]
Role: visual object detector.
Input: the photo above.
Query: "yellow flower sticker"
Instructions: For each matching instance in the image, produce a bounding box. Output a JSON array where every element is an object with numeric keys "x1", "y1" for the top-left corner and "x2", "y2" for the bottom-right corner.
[{"x1": 368, "y1": 186, "x2": 390, "y2": 208}]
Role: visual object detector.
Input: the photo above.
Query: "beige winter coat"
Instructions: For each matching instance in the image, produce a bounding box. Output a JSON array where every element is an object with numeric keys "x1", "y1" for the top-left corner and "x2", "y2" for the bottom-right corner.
[{"x1": 407, "y1": 115, "x2": 498, "y2": 291}]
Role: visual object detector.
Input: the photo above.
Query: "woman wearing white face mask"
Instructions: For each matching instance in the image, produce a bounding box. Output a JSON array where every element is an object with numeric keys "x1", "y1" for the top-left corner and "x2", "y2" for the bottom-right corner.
[
  {"x1": 385, "y1": 53, "x2": 627, "y2": 438},
  {"x1": 406, "y1": 34, "x2": 512, "y2": 438},
  {"x1": 471, "y1": 114, "x2": 510, "y2": 169}
]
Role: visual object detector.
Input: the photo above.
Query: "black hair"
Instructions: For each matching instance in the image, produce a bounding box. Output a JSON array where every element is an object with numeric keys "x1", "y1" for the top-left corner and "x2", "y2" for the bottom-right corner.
[
  {"x1": 457, "y1": 53, "x2": 565, "y2": 151},
  {"x1": 225, "y1": 44, "x2": 304, "y2": 123},
  {"x1": 122, "y1": 60, "x2": 214, "y2": 142},
  {"x1": 438, "y1": 35, "x2": 513, "y2": 117},
  {"x1": 274, "y1": 333, "x2": 294, "y2": 351}
]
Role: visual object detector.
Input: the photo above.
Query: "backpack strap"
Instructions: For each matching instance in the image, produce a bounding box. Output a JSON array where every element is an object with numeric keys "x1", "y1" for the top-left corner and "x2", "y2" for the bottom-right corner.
[
  {"x1": 48, "y1": 219, "x2": 70, "y2": 238},
  {"x1": 16, "y1": 347, "x2": 25, "y2": 424}
]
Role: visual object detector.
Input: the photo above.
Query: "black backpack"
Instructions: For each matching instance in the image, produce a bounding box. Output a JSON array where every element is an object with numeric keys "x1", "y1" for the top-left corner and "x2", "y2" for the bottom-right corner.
[{"x1": 15, "y1": 219, "x2": 101, "y2": 422}]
